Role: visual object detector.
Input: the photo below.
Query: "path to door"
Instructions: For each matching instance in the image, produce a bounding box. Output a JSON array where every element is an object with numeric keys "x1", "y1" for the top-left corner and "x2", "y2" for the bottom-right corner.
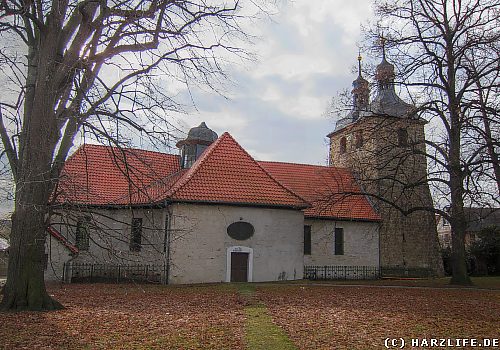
[{"x1": 238, "y1": 284, "x2": 297, "y2": 350}]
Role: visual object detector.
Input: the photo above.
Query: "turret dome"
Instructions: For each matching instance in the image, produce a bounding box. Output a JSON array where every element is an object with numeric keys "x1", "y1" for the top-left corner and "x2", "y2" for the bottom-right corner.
[{"x1": 177, "y1": 122, "x2": 218, "y2": 168}]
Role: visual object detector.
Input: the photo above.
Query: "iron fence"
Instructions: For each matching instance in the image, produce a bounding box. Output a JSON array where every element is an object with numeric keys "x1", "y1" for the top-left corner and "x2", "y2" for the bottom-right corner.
[
  {"x1": 304, "y1": 265, "x2": 380, "y2": 280},
  {"x1": 380, "y1": 267, "x2": 435, "y2": 278},
  {"x1": 65, "y1": 262, "x2": 165, "y2": 284}
]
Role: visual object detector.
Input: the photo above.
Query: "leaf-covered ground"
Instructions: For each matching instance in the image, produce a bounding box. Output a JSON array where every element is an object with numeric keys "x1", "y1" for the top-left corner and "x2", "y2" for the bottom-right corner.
[
  {"x1": 0, "y1": 282, "x2": 499, "y2": 349},
  {"x1": 258, "y1": 285, "x2": 500, "y2": 350},
  {"x1": 0, "y1": 284, "x2": 245, "y2": 350}
]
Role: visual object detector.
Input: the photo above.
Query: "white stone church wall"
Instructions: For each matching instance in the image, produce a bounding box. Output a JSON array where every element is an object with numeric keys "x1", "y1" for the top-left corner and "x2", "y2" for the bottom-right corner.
[
  {"x1": 45, "y1": 208, "x2": 167, "y2": 281},
  {"x1": 168, "y1": 203, "x2": 304, "y2": 284},
  {"x1": 304, "y1": 219, "x2": 379, "y2": 267}
]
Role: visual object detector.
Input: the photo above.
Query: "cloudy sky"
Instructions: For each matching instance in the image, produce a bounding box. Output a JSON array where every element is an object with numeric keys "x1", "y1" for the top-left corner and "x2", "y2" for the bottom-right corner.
[
  {"x1": 176, "y1": 0, "x2": 375, "y2": 165},
  {"x1": 0, "y1": 0, "x2": 377, "y2": 216}
]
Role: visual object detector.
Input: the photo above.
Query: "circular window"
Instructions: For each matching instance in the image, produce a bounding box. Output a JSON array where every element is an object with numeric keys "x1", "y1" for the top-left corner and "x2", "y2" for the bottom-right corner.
[{"x1": 227, "y1": 222, "x2": 254, "y2": 240}]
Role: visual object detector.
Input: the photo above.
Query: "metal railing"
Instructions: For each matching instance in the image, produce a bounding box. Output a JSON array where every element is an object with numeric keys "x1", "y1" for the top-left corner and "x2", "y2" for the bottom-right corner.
[
  {"x1": 380, "y1": 267, "x2": 435, "y2": 278},
  {"x1": 64, "y1": 262, "x2": 165, "y2": 284},
  {"x1": 304, "y1": 265, "x2": 380, "y2": 280}
]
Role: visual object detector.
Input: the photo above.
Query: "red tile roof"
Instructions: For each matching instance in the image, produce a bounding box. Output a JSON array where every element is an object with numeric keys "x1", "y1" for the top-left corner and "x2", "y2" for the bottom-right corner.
[
  {"x1": 58, "y1": 134, "x2": 380, "y2": 221},
  {"x1": 259, "y1": 161, "x2": 381, "y2": 221},
  {"x1": 57, "y1": 144, "x2": 180, "y2": 205},
  {"x1": 164, "y1": 133, "x2": 309, "y2": 208}
]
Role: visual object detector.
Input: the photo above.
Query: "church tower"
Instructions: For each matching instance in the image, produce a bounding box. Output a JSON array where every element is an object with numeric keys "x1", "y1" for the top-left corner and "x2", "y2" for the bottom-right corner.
[{"x1": 328, "y1": 53, "x2": 443, "y2": 276}]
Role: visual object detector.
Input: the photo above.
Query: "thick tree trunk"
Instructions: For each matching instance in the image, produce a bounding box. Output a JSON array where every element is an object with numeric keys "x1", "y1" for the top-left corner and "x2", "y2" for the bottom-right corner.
[
  {"x1": 1, "y1": 207, "x2": 63, "y2": 311},
  {"x1": 1, "y1": 23, "x2": 63, "y2": 310},
  {"x1": 449, "y1": 213, "x2": 471, "y2": 285},
  {"x1": 0, "y1": 109, "x2": 62, "y2": 310}
]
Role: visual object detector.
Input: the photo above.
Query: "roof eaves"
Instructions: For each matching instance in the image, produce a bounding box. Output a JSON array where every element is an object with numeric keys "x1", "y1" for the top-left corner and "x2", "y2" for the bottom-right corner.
[
  {"x1": 304, "y1": 214, "x2": 382, "y2": 222},
  {"x1": 166, "y1": 198, "x2": 309, "y2": 210}
]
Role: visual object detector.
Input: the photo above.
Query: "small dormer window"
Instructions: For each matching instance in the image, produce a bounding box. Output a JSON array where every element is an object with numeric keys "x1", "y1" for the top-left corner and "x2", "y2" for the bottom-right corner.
[{"x1": 340, "y1": 137, "x2": 347, "y2": 154}]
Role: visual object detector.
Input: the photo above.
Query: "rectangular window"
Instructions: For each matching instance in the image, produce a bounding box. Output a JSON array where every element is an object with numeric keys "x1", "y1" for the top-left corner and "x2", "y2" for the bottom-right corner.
[
  {"x1": 355, "y1": 131, "x2": 363, "y2": 149},
  {"x1": 75, "y1": 217, "x2": 90, "y2": 251},
  {"x1": 397, "y1": 128, "x2": 408, "y2": 147},
  {"x1": 130, "y1": 218, "x2": 143, "y2": 252},
  {"x1": 334, "y1": 227, "x2": 344, "y2": 255},
  {"x1": 304, "y1": 225, "x2": 311, "y2": 255}
]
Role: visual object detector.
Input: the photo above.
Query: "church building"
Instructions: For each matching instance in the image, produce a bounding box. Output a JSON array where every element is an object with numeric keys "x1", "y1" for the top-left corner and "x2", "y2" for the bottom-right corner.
[
  {"x1": 44, "y1": 52, "x2": 442, "y2": 284},
  {"x1": 46, "y1": 123, "x2": 380, "y2": 284}
]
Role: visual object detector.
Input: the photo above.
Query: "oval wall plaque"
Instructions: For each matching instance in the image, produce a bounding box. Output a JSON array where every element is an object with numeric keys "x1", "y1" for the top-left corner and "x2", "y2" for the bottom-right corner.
[{"x1": 227, "y1": 222, "x2": 254, "y2": 240}]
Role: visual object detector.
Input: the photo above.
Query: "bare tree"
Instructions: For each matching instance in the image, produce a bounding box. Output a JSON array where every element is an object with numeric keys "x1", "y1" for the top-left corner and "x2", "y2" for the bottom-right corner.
[
  {"x1": 0, "y1": 0, "x2": 273, "y2": 311},
  {"x1": 359, "y1": 0, "x2": 500, "y2": 284}
]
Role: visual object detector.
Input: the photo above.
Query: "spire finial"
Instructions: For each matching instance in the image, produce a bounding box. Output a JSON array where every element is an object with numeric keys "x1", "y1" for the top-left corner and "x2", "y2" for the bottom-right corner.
[
  {"x1": 357, "y1": 50, "x2": 362, "y2": 77},
  {"x1": 380, "y1": 34, "x2": 387, "y2": 60}
]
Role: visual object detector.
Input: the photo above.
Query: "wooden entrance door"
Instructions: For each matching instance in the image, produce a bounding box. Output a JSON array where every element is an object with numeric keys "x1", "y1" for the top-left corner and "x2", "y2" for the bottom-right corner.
[{"x1": 230, "y1": 252, "x2": 249, "y2": 282}]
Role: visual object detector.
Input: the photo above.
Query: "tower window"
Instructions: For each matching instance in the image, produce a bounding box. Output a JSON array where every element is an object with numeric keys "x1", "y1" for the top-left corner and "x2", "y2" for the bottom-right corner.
[
  {"x1": 355, "y1": 131, "x2": 363, "y2": 149},
  {"x1": 340, "y1": 137, "x2": 347, "y2": 154},
  {"x1": 130, "y1": 218, "x2": 143, "y2": 252},
  {"x1": 397, "y1": 128, "x2": 408, "y2": 147}
]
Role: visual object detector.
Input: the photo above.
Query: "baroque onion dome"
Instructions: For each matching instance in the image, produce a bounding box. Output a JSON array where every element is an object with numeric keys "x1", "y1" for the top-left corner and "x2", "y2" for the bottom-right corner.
[
  {"x1": 335, "y1": 54, "x2": 371, "y2": 130},
  {"x1": 352, "y1": 54, "x2": 370, "y2": 111},
  {"x1": 369, "y1": 44, "x2": 414, "y2": 118},
  {"x1": 177, "y1": 122, "x2": 218, "y2": 168}
]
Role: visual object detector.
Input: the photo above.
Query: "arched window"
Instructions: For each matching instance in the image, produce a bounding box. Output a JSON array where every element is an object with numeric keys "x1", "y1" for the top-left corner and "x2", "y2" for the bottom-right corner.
[
  {"x1": 340, "y1": 137, "x2": 347, "y2": 154},
  {"x1": 397, "y1": 128, "x2": 408, "y2": 147},
  {"x1": 355, "y1": 131, "x2": 363, "y2": 149}
]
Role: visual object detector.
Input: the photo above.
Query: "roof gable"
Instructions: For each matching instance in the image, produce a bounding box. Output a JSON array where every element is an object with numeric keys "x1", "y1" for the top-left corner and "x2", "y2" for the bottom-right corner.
[
  {"x1": 166, "y1": 133, "x2": 309, "y2": 208},
  {"x1": 259, "y1": 161, "x2": 380, "y2": 221}
]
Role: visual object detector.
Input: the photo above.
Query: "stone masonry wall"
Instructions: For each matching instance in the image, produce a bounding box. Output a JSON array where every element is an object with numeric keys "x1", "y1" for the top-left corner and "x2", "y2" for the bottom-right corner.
[{"x1": 329, "y1": 116, "x2": 443, "y2": 275}]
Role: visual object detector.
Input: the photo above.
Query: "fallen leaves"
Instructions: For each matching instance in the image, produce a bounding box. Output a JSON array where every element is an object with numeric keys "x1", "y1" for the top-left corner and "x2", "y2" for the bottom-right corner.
[
  {"x1": 0, "y1": 283, "x2": 498, "y2": 350},
  {"x1": 0, "y1": 283, "x2": 245, "y2": 350},
  {"x1": 258, "y1": 285, "x2": 500, "y2": 350}
]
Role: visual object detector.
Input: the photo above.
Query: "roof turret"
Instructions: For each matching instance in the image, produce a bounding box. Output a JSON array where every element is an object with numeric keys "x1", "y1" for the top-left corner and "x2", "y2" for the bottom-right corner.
[{"x1": 176, "y1": 122, "x2": 218, "y2": 147}]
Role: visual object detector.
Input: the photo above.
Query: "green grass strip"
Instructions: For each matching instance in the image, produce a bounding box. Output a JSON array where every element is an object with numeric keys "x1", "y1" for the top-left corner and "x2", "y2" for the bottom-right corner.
[
  {"x1": 236, "y1": 284, "x2": 297, "y2": 350},
  {"x1": 245, "y1": 305, "x2": 298, "y2": 350}
]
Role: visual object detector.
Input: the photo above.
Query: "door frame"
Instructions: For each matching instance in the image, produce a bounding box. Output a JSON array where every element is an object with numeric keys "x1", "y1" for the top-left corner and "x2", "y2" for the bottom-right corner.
[{"x1": 226, "y1": 246, "x2": 253, "y2": 282}]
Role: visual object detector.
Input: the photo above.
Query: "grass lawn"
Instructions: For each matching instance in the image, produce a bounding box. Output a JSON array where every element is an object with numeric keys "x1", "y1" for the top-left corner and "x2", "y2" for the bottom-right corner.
[{"x1": 0, "y1": 280, "x2": 498, "y2": 349}]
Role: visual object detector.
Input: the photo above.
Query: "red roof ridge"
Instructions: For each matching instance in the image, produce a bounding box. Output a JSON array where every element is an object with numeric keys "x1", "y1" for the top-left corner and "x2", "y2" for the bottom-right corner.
[
  {"x1": 258, "y1": 160, "x2": 351, "y2": 172},
  {"x1": 76, "y1": 143, "x2": 175, "y2": 157}
]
